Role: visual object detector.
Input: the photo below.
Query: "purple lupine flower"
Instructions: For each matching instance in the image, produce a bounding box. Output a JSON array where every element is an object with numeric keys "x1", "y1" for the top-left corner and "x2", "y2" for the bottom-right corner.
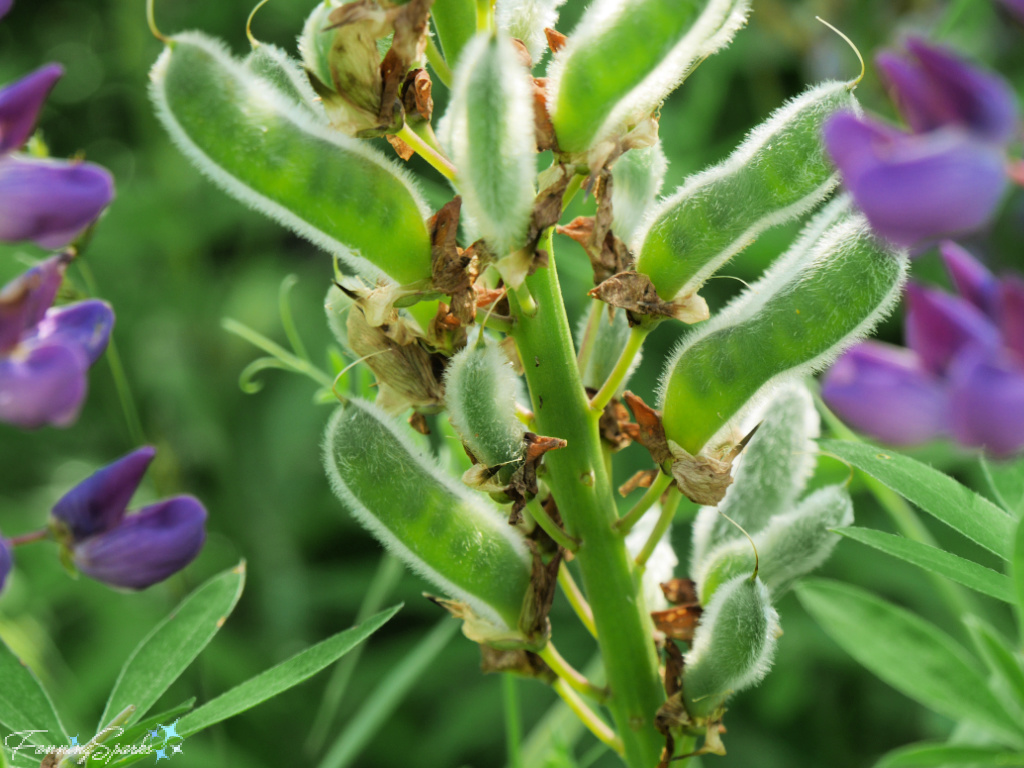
[
  {"x1": 0, "y1": 537, "x2": 12, "y2": 593},
  {"x1": 0, "y1": 65, "x2": 114, "y2": 248},
  {"x1": 822, "y1": 242, "x2": 1024, "y2": 458},
  {"x1": 0, "y1": 253, "x2": 114, "y2": 428},
  {"x1": 0, "y1": 0, "x2": 10, "y2": 20},
  {"x1": 823, "y1": 39, "x2": 1019, "y2": 248},
  {"x1": 52, "y1": 447, "x2": 208, "y2": 590},
  {"x1": 1000, "y1": 0, "x2": 1024, "y2": 23}
]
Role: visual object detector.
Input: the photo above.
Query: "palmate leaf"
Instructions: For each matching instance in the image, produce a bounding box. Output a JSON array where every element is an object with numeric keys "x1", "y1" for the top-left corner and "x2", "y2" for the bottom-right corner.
[
  {"x1": 837, "y1": 527, "x2": 1017, "y2": 603},
  {"x1": 99, "y1": 562, "x2": 246, "y2": 729},
  {"x1": 0, "y1": 637, "x2": 67, "y2": 748},
  {"x1": 820, "y1": 439, "x2": 1016, "y2": 559},
  {"x1": 796, "y1": 579, "x2": 1024, "y2": 747}
]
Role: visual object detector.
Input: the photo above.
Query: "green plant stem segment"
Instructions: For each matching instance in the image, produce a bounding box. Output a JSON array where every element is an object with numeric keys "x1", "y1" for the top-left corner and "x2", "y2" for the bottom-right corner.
[
  {"x1": 635, "y1": 488, "x2": 681, "y2": 569},
  {"x1": 538, "y1": 644, "x2": 608, "y2": 703},
  {"x1": 510, "y1": 233, "x2": 666, "y2": 768},
  {"x1": 503, "y1": 674, "x2": 523, "y2": 768},
  {"x1": 558, "y1": 564, "x2": 598, "y2": 638},
  {"x1": 590, "y1": 327, "x2": 649, "y2": 413},
  {"x1": 616, "y1": 473, "x2": 674, "y2": 535}
]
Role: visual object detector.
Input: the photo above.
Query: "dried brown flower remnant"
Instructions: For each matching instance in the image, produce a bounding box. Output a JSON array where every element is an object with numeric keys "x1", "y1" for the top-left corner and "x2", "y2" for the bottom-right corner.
[{"x1": 590, "y1": 271, "x2": 709, "y2": 326}]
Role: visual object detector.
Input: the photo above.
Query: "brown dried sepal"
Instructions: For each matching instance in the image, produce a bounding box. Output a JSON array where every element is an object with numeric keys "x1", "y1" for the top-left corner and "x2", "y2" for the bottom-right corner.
[
  {"x1": 526, "y1": 168, "x2": 573, "y2": 250},
  {"x1": 619, "y1": 468, "x2": 659, "y2": 496},
  {"x1": 589, "y1": 271, "x2": 709, "y2": 326},
  {"x1": 621, "y1": 390, "x2": 672, "y2": 466},
  {"x1": 532, "y1": 77, "x2": 558, "y2": 152},
  {"x1": 401, "y1": 67, "x2": 433, "y2": 121},
  {"x1": 377, "y1": 0, "x2": 432, "y2": 126},
  {"x1": 583, "y1": 388, "x2": 632, "y2": 451},
  {"x1": 668, "y1": 442, "x2": 736, "y2": 507},
  {"x1": 518, "y1": 539, "x2": 562, "y2": 644},
  {"x1": 427, "y1": 596, "x2": 531, "y2": 650},
  {"x1": 654, "y1": 692, "x2": 691, "y2": 768},
  {"x1": 651, "y1": 605, "x2": 702, "y2": 642},
  {"x1": 544, "y1": 27, "x2": 567, "y2": 53},
  {"x1": 40, "y1": 753, "x2": 60, "y2": 768},
  {"x1": 663, "y1": 639, "x2": 684, "y2": 697},
  {"x1": 510, "y1": 38, "x2": 534, "y2": 68},
  {"x1": 506, "y1": 432, "x2": 567, "y2": 523},
  {"x1": 429, "y1": 197, "x2": 479, "y2": 325},
  {"x1": 386, "y1": 133, "x2": 415, "y2": 160},
  {"x1": 480, "y1": 647, "x2": 555, "y2": 683},
  {"x1": 660, "y1": 578, "x2": 698, "y2": 606},
  {"x1": 408, "y1": 410, "x2": 430, "y2": 435}
]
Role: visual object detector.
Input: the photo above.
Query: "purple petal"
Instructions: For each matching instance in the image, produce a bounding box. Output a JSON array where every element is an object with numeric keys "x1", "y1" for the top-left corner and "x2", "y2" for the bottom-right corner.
[
  {"x1": 0, "y1": 342, "x2": 86, "y2": 428},
  {"x1": 0, "y1": 538, "x2": 11, "y2": 594},
  {"x1": 939, "y1": 241, "x2": 998, "y2": 314},
  {"x1": 998, "y1": 276, "x2": 1024, "y2": 363},
  {"x1": 0, "y1": 64, "x2": 62, "y2": 154},
  {"x1": 821, "y1": 341, "x2": 949, "y2": 445},
  {"x1": 904, "y1": 39, "x2": 1020, "y2": 145},
  {"x1": 825, "y1": 114, "x2": 1009, "y2": 247},
  {"x1": 905, "y1": 283, "x2": 1001, "y2": 373},
  {"x1": 0, "y1": 254, "x2": 69, "y2": 352},
  {"x1": 0, "y1": 156, "x2": 114, "y2": 249},
  {"x1": 877, "y1": 50, "x2": 949, "y2": 135},
  {"x1": 949, "y1": 346, "x2": 1024, "y2": 458},
  {"x1": 73, "y1": 496, "x2": 207, "y2": 590},
  {"x1": 28, "y1": 300, "x2": 113, "y2": 365},
  {"x1": 0, "y1": 0, "x2": 11, "y2": 20},
  {"x1": 52, "y1": 447, "x2": 156, "y2": 539},
  {"x1": 1001, "y1": 0, "x2": 1024, "y2": 23}
]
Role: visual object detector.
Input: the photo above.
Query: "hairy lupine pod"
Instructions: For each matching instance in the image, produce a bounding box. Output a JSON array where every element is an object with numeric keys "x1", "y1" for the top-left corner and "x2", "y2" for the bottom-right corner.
[
  {"x1": 325, "y1": 284, "x2": 355, "y2": 355},
  {"x1": 659, "y1": 200, "x2": 908, "y2": 455},
  {"x1": 635, "y1": 81, "x2": 856, "y2": 301},
  {"x1": 323, "y1": 398, "x2": 532, "y2": 629},
  {"x1": 696, "y1": 485, "x2": 854, "y2": 604},
  {"x1": 432, "y1": 0, "x2": 477, "y2": 66},
  {"x1": 611, "y1": 143, "x2": 668, "y2": 243},
  {"x1": 496, "y1": 0, "x2": 568, "y2": 62},
  {"x1": 244, "y1": 43, "x2": 323, "y2": 119},
  {"x1": 690, "y1": 383, "x2": 819, "y2": 572},
  {"x1": 546, "y1": 0, "x2": 750, "y2": 155},
  {"x1": 441, "y1": 33, "x2": 537, "y2": 255},
  {"x1": 444, "y1": 342, "x2": 526, "y2": 483},
  {"x1": 577, "y1": 308, "x2": 641, "y2": 393},
  {"x1": 682, "y1": 575, "x2": 779, "y2": 719},
  {"x1": 150, "y1": 32, "x2": 433, "y2": 286}
]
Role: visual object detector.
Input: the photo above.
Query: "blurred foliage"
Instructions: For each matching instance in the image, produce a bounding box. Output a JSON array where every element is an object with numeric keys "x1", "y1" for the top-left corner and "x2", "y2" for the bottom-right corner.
[{"x1": 0, "y1": 0, "x2": 1022, "y2": 766}]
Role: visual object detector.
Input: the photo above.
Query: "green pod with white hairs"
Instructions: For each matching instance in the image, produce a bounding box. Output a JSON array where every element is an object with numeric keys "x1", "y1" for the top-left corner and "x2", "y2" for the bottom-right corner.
[
  {"x1": 150, "y1": 32, "x2": 433, "y2": 286},
  {"x1": 496, "y1": 0, "x2": 568, "y2": 62},
  {"x1": 444, "y1": 343, "x2": 526, "y2": 484},
  {"x1": 696, "y1": 485, "x2": 854, "y2": 604},
  {"x1": 441, "y1": 32, "x2": 537, "y2": 256},
  {"x1": 325, "y1": 284, "x2": 355, "y2": 356},
  {"x1": 635, "y1": 80, "x2": 855, "y2": 301},
  {"x1": 546, "y1": 0, "x2": 749, "y2": 155},
  {"x1": 659, "y1": 200, "x2": 908, "y2": 455},
  {"x1": 244, "y1": 43, "x2": 324, "y2": 119},
  {"x1": 690, "y1": 383, "x2": 818, "y2": 571},
  {"x1": 683, "y1": 575, "x2": 779, "y2": 719},
  {"x1": 323, "y1": 398, "x2": 532, "y2": 630},
  {"x1": 611, "y1": 143, "x2": 668, "y2": 244}
]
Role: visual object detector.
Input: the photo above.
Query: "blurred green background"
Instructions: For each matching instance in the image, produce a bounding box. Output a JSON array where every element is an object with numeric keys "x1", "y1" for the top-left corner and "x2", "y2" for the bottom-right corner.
[{"x1": 0, "y1": 0, "x2": 1022, "y2": 766}]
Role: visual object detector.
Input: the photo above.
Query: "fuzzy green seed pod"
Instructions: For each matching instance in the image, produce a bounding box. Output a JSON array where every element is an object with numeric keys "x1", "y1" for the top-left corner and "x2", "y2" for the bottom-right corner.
[
  {"x1": 690, "y1": 383, "x2": 819, "y2": 572},
  {"x1": 432, "y1": 0, "x2": 477, "y2": 66},
  {"x1": 682, "y1": 575, "x2": 779, "y2": 719},
  {"x1": 635, "y1": 80, "x2": 856, "y2": 302},
  {"x1": 659, "y1": 199, "x2": 908, "y2": 456},
  {"x1": 244, "y1": 43, "x2": 323, "y2": 119},
  {"x1": 325, "y1": 284, "x2": 355, "y2": 356},
  {"x1": 547, "y1": 0, "x2": 750, "y2": 155},
  {"x1": 496, "y1": 0, "x2": 568, "y2": 62},
  {"x1": 444, "y1": 342, "x2": 526, "y2": 484},
  {"x1": 323, "y1": 398, "x2": 532, "y2": 630},
  {"x1": 441, "y1": 32, "x2": 537, "y2": 256},
  {"x1": 611, "y1": 143, "x2": 668, "y2": 243},
  {"x1": 150, "y1": 32, "x2": 433, "y2": 286},
  {"x1": 696, "y1": 485, "x2": 854, "y2": 604}
]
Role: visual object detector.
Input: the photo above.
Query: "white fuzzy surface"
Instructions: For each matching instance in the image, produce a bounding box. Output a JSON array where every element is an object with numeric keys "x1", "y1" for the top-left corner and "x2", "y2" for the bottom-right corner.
[{"x1": 496, "y1": 0, "x2": 568, "y2": 61}]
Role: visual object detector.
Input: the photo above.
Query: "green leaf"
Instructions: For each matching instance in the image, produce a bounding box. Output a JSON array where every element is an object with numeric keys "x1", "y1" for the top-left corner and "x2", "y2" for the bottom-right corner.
[
  {"x1": 876, "y1": 742, "x2": 1024, "y2": 767},
  {"x1": 1015, "y1": 515, "x2": 1024, "y2": 641},
  {"x1": 100, "y1": 562, "x2": 246, "y2": 729},
  {"x1": 92, "y1": 700, "x2": 196, "y2": 768},
  {"x1": 796, "y1": 579, "x2": 1024, "y2": 745},
  {"x1": 837, "y1": 527, "x2": 1016, "y2": 603},
  {"x1": 432, "y1": 0, "x2": 477, "y2": 66},
  {"x1": 964, "y1": 616, "x2": 1024, "y2": 713},
  {"x1": 319, "y1": 616, "x2": 459, "y2": 768},
  {"x1": 981, "y1": 455, "x2": 1024, "y2": 516},
  {"x1": 819, "y1": 440, "x2": 1016, "y2": 560},
  {"x1": 0, "y1": 637, "x2": 67, "y2": 746},
  {"x1": 177, "y1": 604, "x2": 400, "y2": 738}
]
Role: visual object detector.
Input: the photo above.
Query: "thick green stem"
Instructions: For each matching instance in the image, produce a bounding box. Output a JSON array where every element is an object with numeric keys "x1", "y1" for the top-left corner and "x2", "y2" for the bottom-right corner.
[
  {"x1": 615, "y1": 473, "x2": 673, "y2": 535},
  {"x1": 510, "y1": 234, "x2": 666, "y2": 768}
]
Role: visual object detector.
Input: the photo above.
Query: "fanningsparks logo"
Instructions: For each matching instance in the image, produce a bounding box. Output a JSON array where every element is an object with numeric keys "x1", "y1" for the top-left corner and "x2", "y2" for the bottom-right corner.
[{"x1": 5, "y1": 719, "x2": 186, "y2": 765}]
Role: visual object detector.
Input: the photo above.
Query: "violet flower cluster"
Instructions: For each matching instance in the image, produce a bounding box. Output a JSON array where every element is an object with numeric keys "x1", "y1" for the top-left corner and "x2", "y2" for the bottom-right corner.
[
  {"x1": 823, "y1": 241, "x2": 1024, "y2": 458},
  {"x1": 824, "y1": 38, "x2": 1019, "y2": 249}
]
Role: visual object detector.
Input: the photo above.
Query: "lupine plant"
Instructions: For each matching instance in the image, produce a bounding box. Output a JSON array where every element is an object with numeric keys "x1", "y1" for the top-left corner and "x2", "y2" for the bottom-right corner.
[{"x1": 140, "y1": 0, "x2": 914, "y2": 763}]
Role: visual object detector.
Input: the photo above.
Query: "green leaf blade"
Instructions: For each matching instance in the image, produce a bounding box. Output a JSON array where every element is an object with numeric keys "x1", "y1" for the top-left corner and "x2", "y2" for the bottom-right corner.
[
  {"x1": 99, "y1": 562, "x2": 247, "y2": 729},
  {"x1": 838, "y1": 527, "x2": 1017, "y2": 603},
  {"x1": 796, "y1": 578, "x2": 1024, "y2": 745},
  {"x1": 820, "y1": 439, "x2": 1016, "y2": 559},
  {"x1": 0, "y1": 639, "x2": 67, "y2": 746},
  {"x1": 876, "y1": 742, "x2": 1024, "y2": 767},
  {"x1": 177, "y1": 604, "x2": 400, "y2": 739}
]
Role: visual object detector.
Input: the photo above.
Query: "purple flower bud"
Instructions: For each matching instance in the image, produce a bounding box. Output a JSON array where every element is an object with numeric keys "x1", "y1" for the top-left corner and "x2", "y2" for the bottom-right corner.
[
  {"x1": 0, "y1": 255, "x2": 113, "y2": 429},
  {"x1": 52, "y1": 447, "x2": 208, "y2": 590},
  {"x1": 939, "y1": 240, "x2": 998, "y2": 313},
  {"x1": 0, "y1": 64, "x2": 62, "y2": 154},
  {"x1": 998, "y1": 276, "x2": 1024, "y2": 364},
  {"x1": 948, "y1": 346, "x2": 1024, "y2": 458},
  {"x1": 823, "y1": 113, "x2": 1008, "y2": 248},
  {"x1": 0, "y1": 537, "x2": 12, "y2": 594},
  {"x1": 904, "y1": 283, "x2": 1001, "y2": 374},
  {"x1": 878, "y1": 40, "x2": 1019, "y2": 145},
  {"x1": 0, "y1": 156, "x2": 114, "y2": 248},
  {"x1": 821, "y1": 342, "x2": 949, "y2": 444}
]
